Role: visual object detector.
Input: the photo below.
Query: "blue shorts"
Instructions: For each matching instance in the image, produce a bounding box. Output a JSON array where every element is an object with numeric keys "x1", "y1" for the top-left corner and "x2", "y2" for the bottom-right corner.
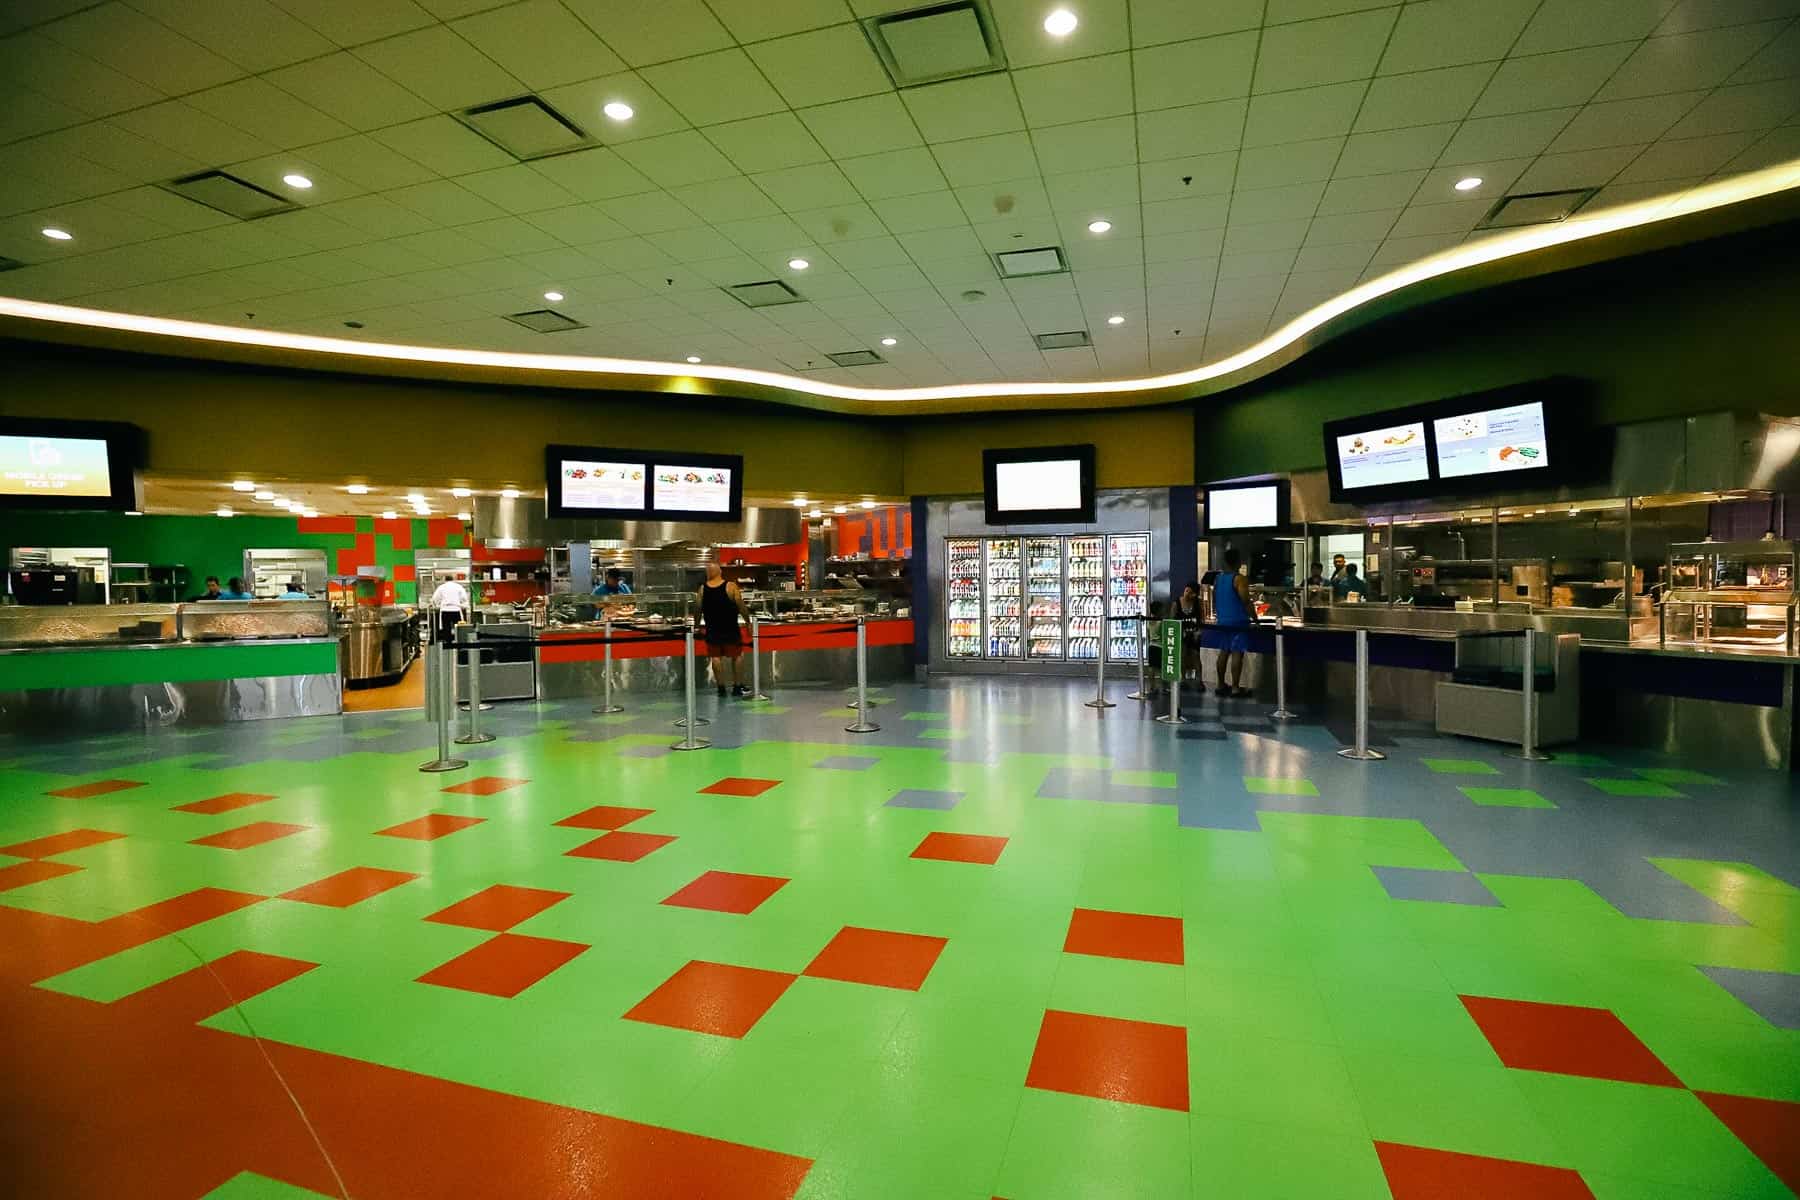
[{"x1": 1220, "y1": 628, "x2": 1250, "y2": 654}]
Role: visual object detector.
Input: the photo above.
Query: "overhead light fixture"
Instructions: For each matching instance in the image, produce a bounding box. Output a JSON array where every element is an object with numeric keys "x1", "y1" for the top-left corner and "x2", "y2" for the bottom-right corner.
[
  {"x1": 809, "y1": 508, "x2": 823, "y2": 519},
  {"x1": 381, "y1": 509, "x2": 397, "y2": 520},
  {"x1": 787, "y1": 258, "x2": 810, "y2": 271},
  {"x1": 125, "y1": 510, "x2": 142, "y2": 516},
  {"x1": 861, "y1": 499, "x2": 876, "y2": 509},
  {"x1": 346, "y1": 484, "x2": 369, "y2": 494},
  {"x1": 1107, "y1": 314, "x2": 1126, "y2": 325},
  {"x1": 880, "y1": 337, "x2": 898, "y2": 347},
  {"x1": 501, "y1": 487, "x2": 520, "y2": 499},
  {"x1": 300, "y1": 507, "x2": 318, "y2": 518},
  {"x1": 215, "y1": 506, "x2": 234, "y2": 517},
  {"x1": 41, "y1": 227, "x2": 72, "y2": 241},
  {"x1": 451, "y1": 487, "x2": 472, "y2": 498},
  {"x1": 282, "y1": 173, "x2": 314, "y2": 189},
  {"x1": 602, "y1": 101, "x2": 634, "y2": 121},
  {"x1": 543, "y1": 290, "x2": 564, "y2": 302},
  {"x1": 833, "y1": 504, "x2": 848, "y2": 514},
  {"x1": 792, "y1": 497, "x2": 808, "y2": 507},
  {"x1": 456, "y1": 511, "x2": 471, "y2": 522},
  {"x1": 404, "y1": 492, "x2": 425, "y2": 503},
  {"x1": 686, "y1": 355, "x2": 702, "y2": 364},
  {"x1": 254, "y1": 490, "x2": 274, "y2": 501},
  {"x1": 1087, "y1": 219, "x2": 1112, "y2": 234},
  {"x1": 231, "y1": 480, "x2": 255, "y2": 491},
  {"x1": 1044, "y1": 8, "x2": 1078, "y2": 36},
  {"x1": 1455, "y1": 177, "x2": 1483, "y2": 192},
  {"x1": 271, "y1": 498, "x2": 291, "y2": 509}
]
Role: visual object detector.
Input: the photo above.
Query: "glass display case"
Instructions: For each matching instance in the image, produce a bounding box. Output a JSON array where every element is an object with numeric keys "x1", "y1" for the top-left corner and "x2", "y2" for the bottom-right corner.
[
  {"x1": 0, "y1": 602, "x2": 178, "y2": 647},
  {"x1": 179, "y1": 600, "x2": 332, "y2": 641},
  {"x1": 1660, "y1": 540, "x2": 1798, "y2": 653},
  {"x1": 1066, "y1": 535, "x2": 1104, "y2": 661},
  {"x1": 1106, "y1": 534, "x2": 1148, "y2": 661},
  {"x1": 946, "y1": 538, "x2": 982, "y2": 658},
  {"x1": 985, "y1": 538, "x2": 1022, "y2": 658},
  {"x1": 1025, "y1": 536, "x2": 1064, "y2": 660}
]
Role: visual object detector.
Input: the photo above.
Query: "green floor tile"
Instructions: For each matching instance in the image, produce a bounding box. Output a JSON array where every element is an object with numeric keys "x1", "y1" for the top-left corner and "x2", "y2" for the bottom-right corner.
[
  {"x1": 918, "y1": 728, "x2": 967, "y2": 740},
  {"x1": 1244, "y1": 776, "x2": 1319, "y2": 796},
  {"x1": 1343, "y1": 1050, "x2": 1564, "y2": 1166},
  {"x1": 1113, "y1": 769, "x2": 1177, "y2": 789},
  {"x1": 1460, "y1": 786, "x2": 1556, "y2": 808},
  {"x1": 901, "y1": 711, "x2": 949, "y2": 721},
  {"x1": 1188, "y1": 1033, "x2": 1366, "y2": 1135},
  {"x1": 1636, "y1": 768, "x2": 1724, "y2": 787},
  {"x1": 1586, "y1": 777, "x2": 1684, "y2": 798},
  {"x1": 1189, "y1": 1116, "x2": 1392, "y2": 1199},
  {"x1": 995, "y1": 1090, "x2": 1192, "y2": 1200},
  {"x1": 202, "y1": 1172, "x2": 336, "y2": 1199},
  {"x1": 1422, "y1": 758, "x2": 1501, "y2": 775}
]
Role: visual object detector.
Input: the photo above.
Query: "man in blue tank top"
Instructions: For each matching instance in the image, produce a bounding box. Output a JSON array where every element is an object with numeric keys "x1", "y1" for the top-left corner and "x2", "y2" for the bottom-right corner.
[{"x1": 1211, "y1": 548, "x2": 1254, "y2": 697}]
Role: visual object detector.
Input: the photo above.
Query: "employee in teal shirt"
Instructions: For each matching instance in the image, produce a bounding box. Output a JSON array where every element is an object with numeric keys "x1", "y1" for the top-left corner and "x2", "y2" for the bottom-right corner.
[
  {"x1": 219, "y1": 576, "x2": 253, "y2": 600},
  {"x1": 1333, "y1": 563, "x2": 1369, "y2": 599},
  {"x1": 593, "y1": 568, "x2": 632, "y2": 596}
]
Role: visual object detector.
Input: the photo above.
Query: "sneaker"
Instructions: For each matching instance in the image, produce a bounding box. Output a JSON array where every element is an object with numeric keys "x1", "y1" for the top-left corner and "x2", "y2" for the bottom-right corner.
[
  {"x1": 716, "y1": 684, "x2": 727, "y2": 698},
  {"x1": 732, "y1": 684, "x2": 751, "y2": 698}
]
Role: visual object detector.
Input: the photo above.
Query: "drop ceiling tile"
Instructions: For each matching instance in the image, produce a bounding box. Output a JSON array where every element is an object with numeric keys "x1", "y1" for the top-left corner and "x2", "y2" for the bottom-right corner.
[
  {"x1": 798, "y1": 94, "x2": 922, "y2": 159},
  {"x1": 1354, "y1": 64, "x2": 1493, "y2": 133},
  {"x1": 896, "y1": 226, "x2": 985, "y2": 260},
  {"x1": 643, "y1": 51, "x2": 787, "y2": 128},
  {"x1": 0, "y1": 90, "x2": 85, "y2": 145},
  {"x1": 902, "y1": 74, "x2": 1026, "y2": 143},
  {"x1": 1509, "y1": 144, "x2": 1648, "y2": 192},
  {"x1": 714, "y1": 212, "x2": 810, "y2": 249},
  {"x1": 867, "y1": 190, "x2": 969, "y2": 232},
  {"x1": 827, "y1": 235, "x2": 914, "y2": 268},
  {"x1": 1547, "y1": 92, "x2": 1705, "y2": 152},
  {"x1": 372, "y1": 116, "x2": 515, "y2": 176},
  {"x1": 1013, "y1": 53, "x2": 1136, "y2": 129},
  {"x1": 1243, "y1": 81, "x2": 1367, "y2": 147},
  {"x1": 226, "y1": 152, "x2": 364, "y2": 205},
  {"x1": 670, "y1": 176, "x2": 783, "y2": 221},
  {"x1": 561, "y1": 0, "x2": 733, "y2": 65},
  {"x1": 1139, "y1": 151, "x2": 1238, "y2": 200},
  {"x1": 1141, "y1": 194, "x2": 1231, "y2": 234},
  {"x1": 457, "y1": 215, "x2": 568, "y2": 255},
  {"x1": 34, "y1": 122, "x2": 200, "y2": 183},
  {"x1": 1317, "y1": 169, "x2": 1426, "y2": 212},
  {"x1": 704, "y1": 113, "x2": 830, "y2": 173},
  {"x1": 1514, "y1": 0, "x2": 1682, "y2": 55},
  {"x1": 1587, "y1": 176, "x2": 1706, "y2": 210},
  {"x1": 43, "y1": 1, "x2": 244, "y2": 94},
  {"x1": 918, "y1": 255, "x2": 998, "y2": 286},
  {"x1": 1133, "y1": 32, "x2": 1258, "y2": 110},
  {"x1": 1297, "y1": 212, "x2": 1391, "y2": 250},
  {"x1": 529, "y1": 147, "x2": 656, "y2": 201},
  {"x1": 957, "y1": 177, "x2": 1054, "y2": 228},
  {"x1": 1415, "y1": 158, "x2": 1533, "y2": 199},
  {"x1": 1229, "y1": 179, "x2": 1329, "y2": 221},
  {"x1": 1044, "y1": 164, "x2": 1140, "y2": 209},
  {"x1": 931, "y1": 132, "x2": 1040, "y2": 187},
  {"x1": 595, "y1": 191, "x2": 705, "y2": 235},
  {"x1": 129, "y1": 0, "x2": 337, "y2": 73},
  {"x1": 1724, "y1": 123, "x2": 1800, "y2": 171},
  {"x1": 1616, "y1": 129, "x2": 1763, "y2": 179},
  {"x1": 1030, "y1": 116, "x2": 1137, "y2": 174},
  {"x1": 1388, "y1": 196, "x2": 1489, "y2": 236},
  {"x1": 456, "y1": 163, "x2": 583, "y2": 213},
  {"x1": 1130, "y1": 0, "x2": 1263, "y2": 45},
  {"x1": 187, "y1": 78, "x2": 353, "y2": 149},
  {"x1": 110, "y1": 100, "x2": 274, "y2": 163},
  {"x1": 1665, "y1": 78, "x2": 1800, "y2": 136},
  {"x1": 1603, "y1": 22, "x2": 1787, "y2": 101},
  {"x1": 744, "y1": 24, "x2": 892, "y2": 109},
  {"x1": 787, "y1": 202, "x2": 887, "y2": 243},
  {"x1": 270, "y1": 0, "x2": 434, "y2": 47},
  {"x1": 1366, "y1": 229, "x2": 1462, "y2": 267},
  {"x1": 613, "y1": 131, "x2": 742, "y2": 187},
  {"x1": 298, "y1": 133, "x2": 441, "y2": 190},
  {"x1": 1255, "y1": 9, "x2": 1398, "y2": 93},
  {"x1": 646, "y1": 226, "x2": 744, "y2": 262},
  {"x1": 0, "y1": 32, "x2": 164, "y2": 118},
  {"x1": 353, "y1": 25, "x2": 524, "y2": 111},
  {"x1": 540, "y1": 72, "x2": 691, "y2": 144},
  {"x1": 1061, "y1": 230, "x2": 1147, "y2": 268},
  {"x1": 1235, "y1": 137, "x2": 1344, "y2": 188},
  {"x1": 265, "y1": 52, "x2": 436, "y2": 131},
  {"x1": 1380, "y1": 0, "x2": 1539, "y2": 73},
  {"x1": 1439, "y1": 108, "x2": 1580, "y2": 163},
  {"x1": 315, "y1": 194, "x2": 439, "y2": 238},
  {"x1": 104, "y1": 184, "x2": 239, "y2": 233},
  {"x1": 1657, "y1": 0, "x2": 1800, "y2": 33},
  {"x1": 988, "y1": 0, "x2": 1131, "y2": 67},
  {"x1": 1146, "y1": 228, "x2": 1227, "y2": 261},
  {"x1": 1730, "y1": 19, "x2": 1800, "y2": 82},
  {"x1": 1223, "y1": 218, "x2": 1311, "y2": 254},
  {"x1": 1469, "y1": 43, "x2": 1637, "y2": 117},
  {"x1": 1136, "y1": 100, "x2": 1248, "y2": 162},
  {"x1": 751, "y1": 162, "x2": 862, "y2": 210},
  {"x1": 582, "y1": 235, "x2": 679, "y2": 270},
  {"x1": 451, "y1": 0, "x2": 626, "y2": 89},
  {"x1": 1218, "y1": 247, "x2": 1298, "y2": 279},
  {"x1": 837, "y1": 147, "x2": 948, "y2": 198},
  {"x1": 852, "y1": 263, "x2": 933, "y2": 291},
  {"x1": 705, "y1": 0, "x2": 852, "y2": 41}
]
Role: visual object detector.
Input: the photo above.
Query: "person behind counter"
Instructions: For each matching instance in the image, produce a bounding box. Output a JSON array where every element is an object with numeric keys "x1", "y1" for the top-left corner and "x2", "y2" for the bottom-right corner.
[
  {"x1": 190, "y1": 576, "x2": 224, "y2": 601},
  {"x1": 1330, "y1": 554, "x2": 1347, "y2": 583},
  {"x1": 1176, "y1": 579, "x2": 1205, "y2": 694},
  {"x1": 1306, "y1": 561, "x2": 1326, "y2": 588},
  {"x1": 593, "y1": 568, "x2": 632, "y2": 597},
  {"x1": 279, "y1": 577, "x2": 309, "y2": 599},
  {"x1": 430, "y1": 572, "x2": 469, "y2": 644},
  {"x1": 1212, "y1": 547, "x2": 1255, "y2": 698},
  {"x1": 1333, "y1": 563, "x2": 1369, "y2": 600},
  {"x1": 698, "y1": 563, "x2": 750, "y2": 699},
  {"x1": 221, "y1": 577, "x2": 253, "y2": 600}
]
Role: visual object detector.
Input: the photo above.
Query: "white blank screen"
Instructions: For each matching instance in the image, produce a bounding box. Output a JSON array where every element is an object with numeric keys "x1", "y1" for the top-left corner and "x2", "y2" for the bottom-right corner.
[
  {"x1": 994, "y1": 459, "x2": 1083, "y2": 511},
  {"x1": 1208, "y1": 486, "x2": 1279, "y2": 529}
]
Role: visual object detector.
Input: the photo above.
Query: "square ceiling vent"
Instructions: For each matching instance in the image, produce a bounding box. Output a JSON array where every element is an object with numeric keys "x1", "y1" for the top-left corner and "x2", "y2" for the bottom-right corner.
[
  {"x1": 504, "y1": 308, "x2": 586, "y2": 333},
  {"x1": 726, "y1": 279, "x2": 804, "y2": 308},
  {"x1": 459, "y1": 95, "x2": 589, "y2": 160},
  {"x1": 1034, "y1": 330, "x2": 1091, "y2": 350},
  {"x1": 163, "y1": 171, "x2": 297, "y2": 220},
  {"x1": 0, "y1": 255, "x2": 23, "y2": 272},
  {"x1": 995, "y1": 245, "x2": 1068, "y2": 277},
  {"x1": 826, "y1": 349, "x2": 886, "y2": 367},
  {"x1": 1478, "y1": 188, "x2": 1598, "y2": 230},
  {"x1": 866, "y1": 1, "x2": 1005, "y2": 87}
]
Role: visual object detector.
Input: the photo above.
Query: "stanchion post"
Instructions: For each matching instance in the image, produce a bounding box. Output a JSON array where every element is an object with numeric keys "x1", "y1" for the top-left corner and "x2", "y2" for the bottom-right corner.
[
  {"x1": 419, "y1": 641, "x2": 468, "y2": 773},
  {"x1": 1153, "y1": 619, "x2": 1189, "y2": 724},
  {"x1": 1337, "y1": 629, "x2": 1386, "y2": 761},
  {"x1": 1127, "y1": 615, "x2": 1148, "y2": 701},
  {"x1": 1271, "y1": 627, "x2": 1297, "y2": 721},
  {"x1": 593, "y1": 611, "x2": 624, "y2": 714},
  {"x1": 672, "y1": 625, "x2": 712, "y2": 751},
  {"x1": 846, "y1": 616, "x2": 881, "y2": 733},
  {"x1": 750, "y1": 613, "x2": 771, "y2": 701},
  {"x1": 455, "y1": 623, "x2": 495, "y2": 745},
  {"x1": 1506, "y1": 628, "x2": 1553, "y2": 761},
  {"x1": 1084, "y1": 624, "x2": 1116, "y2": 710}
]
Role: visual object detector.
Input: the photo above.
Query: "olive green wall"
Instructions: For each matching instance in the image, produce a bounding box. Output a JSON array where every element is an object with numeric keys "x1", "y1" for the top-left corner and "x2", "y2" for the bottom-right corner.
[
  {"x1": 900, "y1": 405, "x2": 1194, "y2": 496},
  {"x1": 1194, "y1": 223, "x2": 1800, "y2": 482}
]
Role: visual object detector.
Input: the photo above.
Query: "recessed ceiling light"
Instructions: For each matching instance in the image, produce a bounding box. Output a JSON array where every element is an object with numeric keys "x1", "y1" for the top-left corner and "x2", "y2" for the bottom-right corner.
[
  {"x1": 501, "y1": 487, "x2": 520, "y2": 499},
  {"x1": 880, "y1": 337, "x2": 898, "y2": 346},
  {"x1": 231, "y1": 480, "x2": 255, "y2": 491},
  {"x1": 300, "y1": 507, "x2": 318, "y2": 518},
  {"x1": 543, "y1": 290, "x2": 563, "y2": 302},
  {"x1": 456, "y1": 511, "x2": 471, "y2": 521},
  {"x1": 1455, "y1": 177, "x2": 1483, "y2": 192},
  {"x1": 833, "y1": 504, "x2": 848, "y2": 514},
  {"x1": 272, "y1": 498, "x2": 291, "y2": 510},
  {"x1": 861, "y1": 499, "x2": 876, "y2": 509},
  {"x1": 254, "y1": 490, "x2": 274, "y2": 501},
  {"x1": 686, "y1": 355, "x2": 702, "y2": 364},
  {"x1": 451, "y1": 487, "x2": 472, "y2": 498},
  {"x1": 1087, "y1": 219, "x2": 1112, "y2": 234},
  {"x1": 125, "y1": 510, "x2": 142, "y2": 516},
  {"x1": 282, "y1": 173, "x2": 313, "y2": 189},
  {"x1": 602, "y1": 101, "x2": 634, "y2": 121},
  {"x1": 215, "y1": 506, "x2": 234, "y2": 518},
  {"x1": 41, "y1": 227, "x2": 72, "y2": 241},
  {"x1": 808, "y1": 509, "x2": 823, "y2": 519},
  {"x1": 1107, "y1": 314, "x2": 1126, "y2": 325},
  {"x1": 381, "y1": 510, "x2": 397, "y2": 520},
  {"x1": 404, "y1": 492, "x2": 425, "y2": 503},
  {"x1": 1044, "y1": 8, "x2": 1078, "y2": 36},
  {"x1": 345, "y1": 484, "x2": 369, "y2": 494},
  {"x1": 792, "y1": 497, "x2": 808, "y2": 507},
  {"x1": 787, "y1": 257, "x2": 810, "y2": 271}
]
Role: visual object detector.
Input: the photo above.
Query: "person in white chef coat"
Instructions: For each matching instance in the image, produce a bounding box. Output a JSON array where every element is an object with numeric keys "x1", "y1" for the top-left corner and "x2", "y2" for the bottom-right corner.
[{"x1": 430, "y1": 572, "x2": 470, "y2": 645}]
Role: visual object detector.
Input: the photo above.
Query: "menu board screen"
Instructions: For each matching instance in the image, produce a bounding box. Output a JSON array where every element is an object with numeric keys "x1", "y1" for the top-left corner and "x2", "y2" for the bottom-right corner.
[
  {"x1": 557, "y1": 460, "x2": 645, "y2": 511},
  {"x1": 0, "y1": 435, "x2": 113, "y2": 499},
  {"x1": 1206, "y1": 483, "x2": 1284, "y2": 531},
  {"x1": 653, "y1": 463, "x2": 734, "y2": 514},
  {"x1": 1334, "y1": 422, "x2": 1429, "y2": 491},
  {"x1": 1433, "y1": 401, "x2": 1551, "y2": 479},
  {"x1": 993, "y1": 459, "x2": 1083, "y2": 513},
  {"x1": 983, "y1": 445, "x2": 1096, "y2": 524}
]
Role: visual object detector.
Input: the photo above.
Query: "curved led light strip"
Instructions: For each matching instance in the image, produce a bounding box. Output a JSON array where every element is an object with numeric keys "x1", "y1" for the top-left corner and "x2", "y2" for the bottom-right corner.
[{"x1": 3, "y1": 161, "x2": 1797, "y2": 405}]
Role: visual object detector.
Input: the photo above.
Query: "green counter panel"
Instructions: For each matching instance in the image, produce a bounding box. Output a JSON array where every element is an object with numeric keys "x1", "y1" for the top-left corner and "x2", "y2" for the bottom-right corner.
[{"x1": 0, "y1": 642, "x2": 338, "y2": 692}]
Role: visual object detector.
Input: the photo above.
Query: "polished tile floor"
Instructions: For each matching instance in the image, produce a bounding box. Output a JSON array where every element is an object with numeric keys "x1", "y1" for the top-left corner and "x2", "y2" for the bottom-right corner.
[{"x1": 2, "y1": 677, "x2": 1797, "y2": 1199}]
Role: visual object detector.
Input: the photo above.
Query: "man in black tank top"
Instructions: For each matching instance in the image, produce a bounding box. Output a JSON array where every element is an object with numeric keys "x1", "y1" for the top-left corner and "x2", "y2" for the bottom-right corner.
[{"x1": 698, "y1": 563, "x2": 750, "y2": 698}]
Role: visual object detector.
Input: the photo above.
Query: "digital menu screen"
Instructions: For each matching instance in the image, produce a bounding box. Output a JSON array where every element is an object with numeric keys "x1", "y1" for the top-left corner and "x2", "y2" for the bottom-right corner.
[
  {"x1": 1433, "y1": 401, "x2": 1551, "y2": 479},
  {"x1": 993, "y1": 459, "x2": 1083, "y2": 513},
  {"x1": 653, "y1": 463, "x2": 733, "y2": 514},
  {"x1": 1334, "y1": 422, "x2": 1429, "y2": 491},
  {"x1": 557, "y1": 459, "x2": 645, "y2": 511},
  {"x1": 1206, "y1": 483, "x2": 1284, "y2": 531},
  {"x1": 0, "y1": 434, "x2": 113, "y2": 499}
]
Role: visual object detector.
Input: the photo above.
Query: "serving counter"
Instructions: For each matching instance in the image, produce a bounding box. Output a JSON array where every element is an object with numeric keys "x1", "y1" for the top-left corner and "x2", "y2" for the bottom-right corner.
[{"x1": 0, "y1": 600, "x2": 342, "y2": 733}]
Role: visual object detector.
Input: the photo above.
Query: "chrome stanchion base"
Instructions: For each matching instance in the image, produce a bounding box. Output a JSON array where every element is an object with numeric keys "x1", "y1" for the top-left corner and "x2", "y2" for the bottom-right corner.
[
  {"x1": 673, "y1": 716, "x2": 712, "y2": 728},
  {"x1": 419, "y1": 756, "x2": 469, "y2": 772},
  {"x1": 1271, "y1": 707, "x2": 1299, "y2": 721},
  {"x1": 1084, "y1": 697, "x2": 1117, "y2": 709},
  {"x1": 671, "y1": 735, "x2": 712, "y2": 751},
  {"x1": 592, "y1": 703, "x2": 625, "y2": 714},
  {"x1": 454, "y1": 731, "x2": 496, "y2": 745},
  {"x1": 845, "y1": 719, "x2": 881, "y2": 733},
  {"x1": 1504, "y1": 747, "x2": 1554, "y2": 762},
  {"x1": 1336, "y1": 746, "x2": 1387, "y2": 761},
  {"x1": 751, "y1": 692, "x2": 771, "y2": 702},
  {"x1": 457, "y1": 701, "x2": 494, "y2": 712},
  {"x1": 1153, "y1": 712, "x2": 1190, "y2": 725}
]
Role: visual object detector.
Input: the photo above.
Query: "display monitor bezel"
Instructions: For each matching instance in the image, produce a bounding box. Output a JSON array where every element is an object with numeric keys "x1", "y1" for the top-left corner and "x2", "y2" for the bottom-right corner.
[
  {"x1": 982, "y1": 444, "x2": 1097, "y2": 525},
  {"x1": 1203, "y1": 480, "x2": 1289, "y2": 533},
  {"x1": 0, "y1": 417, "x2": 144, "y2": 512},
  {"x1": 647, "y1": 450, "x2": 744, "y2": 522},
  {"x1": 544, "y1": 444, "x2": 745, "y2": 522}
]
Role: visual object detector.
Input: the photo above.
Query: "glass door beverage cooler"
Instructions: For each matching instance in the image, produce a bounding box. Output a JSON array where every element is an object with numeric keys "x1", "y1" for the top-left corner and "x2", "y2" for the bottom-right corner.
[
  {"x1": 1024, "y1": 536, "x2": 1065, "y2": 659},
  {"x1": 946, "y1": 538, "x2": 983, "y2": 658},
  {"x1": 1107, "y1": 534, "x2": 1149, "y2": 661},
  {"x1": 1066, "y1": 535, "x2": 1104, "y2": 660},
  {"x1": 985, "y1": 538, "x2": 1022, "y2": 658}
]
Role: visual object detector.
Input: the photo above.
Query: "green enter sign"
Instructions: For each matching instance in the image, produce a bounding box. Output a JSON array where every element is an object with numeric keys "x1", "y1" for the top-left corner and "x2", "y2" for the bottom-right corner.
[{"x1": 1158, "y1": 619, "x2": 1182, "y2": 682}]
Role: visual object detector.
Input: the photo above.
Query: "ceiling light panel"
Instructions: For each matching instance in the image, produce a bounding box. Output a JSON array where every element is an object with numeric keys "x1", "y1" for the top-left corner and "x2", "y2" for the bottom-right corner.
[
  {"x1": 162, "y1": 171, "x2": 298, "y2": 220},
  {"x1": 503, "y1": 308, "x2": 588, "y2": 333},
  {"x1": 995, "y1": 246, "x2": 1069, "y2": 277},
  {"x1": 867, "y1": 2, "x2": 1006, "y2": 88},
  {"x1": 458, "y1": 96, "x2": 591, "y2": 160}
]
